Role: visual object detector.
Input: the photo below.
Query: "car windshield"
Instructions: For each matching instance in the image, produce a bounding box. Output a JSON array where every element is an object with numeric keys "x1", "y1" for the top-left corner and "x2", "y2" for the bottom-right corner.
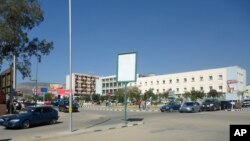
[
  {"x1": 184, "y1": 102, "x2": 194, "y2": 106},
  {"x1": 205, "y1": 99, "x2": 213, "y2": 102}
]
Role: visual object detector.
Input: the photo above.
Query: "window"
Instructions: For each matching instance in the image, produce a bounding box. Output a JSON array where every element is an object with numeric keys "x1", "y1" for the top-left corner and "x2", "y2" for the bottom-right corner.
[
  {"x1": 209, "y1": 76, "x2": 213, "y2": 80},
  {"x1": 200, "y1": 77, "x2": 203, "y2": 81},
  {"x1": 163, "y1": 80, "x2": 165, "y2": 84},
  {"x1": 192, "y1": 77, "x2": 195, "y2": 82},
  {"x1": 184, "y1": 87, "x2": 187, "y2": 91},
  {"x1": 157, "y1": 89, "x2": 159, "y2": 93},
  {"x1": 184, "y1": 78, "x2": 187, "y2": 82},
  {"x1": 157, "y1": 81, "x2": 159, "y2": 85},
  {"x1": 176, "y1": 79, "x2": 179, "y2": 83},
  {"x1": 163, "y1": 89, "x2": 165, "y2": 92},
  {"x1": 151, "y1": 81, "x2": 153, "y2": 85},
  {"x1": 169, "y1": 79, "x2": 172, "y2": 84},
  {"x1": 43, "y1": 107, "x2": 52, "y2": 113},
  {"x1": 200, "y1": 87, "x2": 203, "y2": 91},
  {"x1": 176, "y1": 88, "x2": 179, "y2": 92},
  {"x1": 192, "y1": 87, "x2": 195, "y2": 90},
  {"x1": 209, "y1": 86, "x2": 213, "y2": 90},
  {"x1": 218, "y1": 75, "x2": 223, "y2": 80},
  {"x1": 145, "y1": 82, "x2": 147, "y2": 86},
  {"x1": 219, "y1": 86, "x2": 223, "y2": 90}
]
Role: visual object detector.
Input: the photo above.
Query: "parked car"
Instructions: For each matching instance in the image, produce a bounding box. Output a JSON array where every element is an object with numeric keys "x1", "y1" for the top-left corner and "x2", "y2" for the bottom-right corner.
[
  {"x1": 58, "y1": 101, "x2": 79, "y2": 112},
  {"x1": 220, "y1": 100, "x2": 234, "y2": 110},
  {"x1": 242, "y1": 99, "x2": 250, "y2": 107},
  {"x1": 160, "y1": 102, "x2": 181, "y2": 112},
  {"x1": 0, "y1": 106, "x2": 59, "y2": 129},
  {"x1": 51, "y1": 99, "x2": 61, "y2": 106},
  {"x1": 201, "y1": 99, "x2": 221, "y2": 111},
  {"x1": 179, "y1": 101, "x2": 201, "y2": 113}
]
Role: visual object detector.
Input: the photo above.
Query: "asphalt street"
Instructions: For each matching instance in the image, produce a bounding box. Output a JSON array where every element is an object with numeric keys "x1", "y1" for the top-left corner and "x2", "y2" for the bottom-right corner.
[{"x1": 0, "y1": 107, "x2": 249, "y2": 141}]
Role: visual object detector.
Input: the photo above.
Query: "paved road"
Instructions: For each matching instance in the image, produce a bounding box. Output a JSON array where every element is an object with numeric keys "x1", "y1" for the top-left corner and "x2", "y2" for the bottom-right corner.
[
  {"x1": 42, "y1": 110, "x2": 250, "y2": 141},
  {"x1": 0, "y1": 107, "x2": 249, "y2": 141}
]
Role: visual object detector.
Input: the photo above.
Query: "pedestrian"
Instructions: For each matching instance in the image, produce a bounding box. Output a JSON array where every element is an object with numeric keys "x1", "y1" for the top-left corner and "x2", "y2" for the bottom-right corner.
[{"x1": 138, "y1": 99, "x2": 142, "y2": 110}]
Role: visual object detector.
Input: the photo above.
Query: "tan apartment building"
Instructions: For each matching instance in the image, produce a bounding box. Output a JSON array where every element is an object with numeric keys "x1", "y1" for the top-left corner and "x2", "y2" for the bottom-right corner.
[{"x1": 66, "y1": 73, "x2": 97, "y2": 95}]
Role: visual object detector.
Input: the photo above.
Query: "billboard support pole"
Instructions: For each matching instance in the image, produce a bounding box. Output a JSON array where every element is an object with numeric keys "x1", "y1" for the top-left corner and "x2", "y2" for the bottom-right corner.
[{"x1": 124, "y1": 82, "x2": 128, "y2": 125}]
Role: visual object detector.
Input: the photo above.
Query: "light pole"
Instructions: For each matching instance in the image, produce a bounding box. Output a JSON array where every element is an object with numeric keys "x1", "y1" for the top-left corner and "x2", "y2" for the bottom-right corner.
[{"x1": 30, "y1": 56, "x2": 38, "y2": 106}]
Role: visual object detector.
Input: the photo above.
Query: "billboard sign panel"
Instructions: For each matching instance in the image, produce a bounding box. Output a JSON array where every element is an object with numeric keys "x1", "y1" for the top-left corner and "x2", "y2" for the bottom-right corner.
[
  {"x1": 50, "y1": 84, "x2": 63, "y2": 89},
  {"x1": 117, "y1": 52, "x2": 137, "y2": 82}
]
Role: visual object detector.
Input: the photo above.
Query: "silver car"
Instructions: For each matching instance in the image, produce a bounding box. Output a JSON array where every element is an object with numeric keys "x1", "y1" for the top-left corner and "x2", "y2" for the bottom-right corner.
[{"x1": 179, "y1": 101, "x2": 201, "y2": 113}]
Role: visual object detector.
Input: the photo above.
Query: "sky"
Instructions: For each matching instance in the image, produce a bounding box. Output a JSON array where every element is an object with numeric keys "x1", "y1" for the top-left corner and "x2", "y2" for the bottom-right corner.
[{"x1": 2, "y1": 0, "x2": 250, "y2": 84}]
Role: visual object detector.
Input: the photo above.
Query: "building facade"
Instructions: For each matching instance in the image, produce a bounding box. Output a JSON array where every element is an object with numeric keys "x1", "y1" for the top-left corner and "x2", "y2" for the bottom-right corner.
[
  {"x1": 246, "y1": 84, "x2": 250, "y2": 99},
  {"x1": 127, "y1": 66, "x2": 246, "y2": 100},
  {"x1": 100, "y1": 75, "x2": 124, "y2": 95},
  {"x1": 69, "y1": 66, "x2": 247, "y2": 101},
  {"x1": 66, "y1": 73, "x2": 97, "y2": 95}
]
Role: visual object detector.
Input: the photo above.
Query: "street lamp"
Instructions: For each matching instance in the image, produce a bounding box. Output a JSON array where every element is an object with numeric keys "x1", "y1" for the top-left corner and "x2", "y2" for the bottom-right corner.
[{"x1": 30, "y1": 56, "x2": 38, "y2": 106}]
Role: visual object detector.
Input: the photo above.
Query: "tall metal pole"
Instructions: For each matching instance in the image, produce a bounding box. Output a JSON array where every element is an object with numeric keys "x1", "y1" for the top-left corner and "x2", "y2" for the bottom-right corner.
[
  {"x1": 69, "y1": 0, "x2": 73, "y2": 132},
  {"x1": 35, "y1": 56, "x2": 38, "y2": 106},
  {"x1": 124, "y1": 82, "x2": 128, "y2": 125},
  {"x1": 10, "y1": 55, "x2": 17, "y2": 114},
  {"x1": 13, "y1": 55, "x2": 16, "y2": 92}
]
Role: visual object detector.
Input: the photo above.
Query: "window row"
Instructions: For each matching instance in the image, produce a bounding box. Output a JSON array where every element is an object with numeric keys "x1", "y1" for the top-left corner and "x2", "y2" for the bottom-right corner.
[
  {"x1": 147, "y1": 86, "x2": 223, "y2": 93},
  {"x1": 139, "y1": 75, "x2": 223, "y2": 86}
]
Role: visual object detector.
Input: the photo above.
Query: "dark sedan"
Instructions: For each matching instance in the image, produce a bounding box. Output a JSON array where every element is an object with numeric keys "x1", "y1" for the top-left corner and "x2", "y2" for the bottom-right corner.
[
  {"x1": 58, "y1": 101, "x2": 79, "y2": 112},
  {"x1": 160, "y1": 103, "x2": 181, "y2": 112},
  {"x1": 201, "y1": 99, "x2": 221, "y2": 111},
  {"x1": 220, "y1": 100, "x2": 234, "y2": 110},
  {"x1": 0, "y1": 106, "x2": 59, "y2": 129}
]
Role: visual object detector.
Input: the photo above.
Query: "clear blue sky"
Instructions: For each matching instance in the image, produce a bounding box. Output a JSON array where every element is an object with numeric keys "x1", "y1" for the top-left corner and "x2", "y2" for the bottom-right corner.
[{"x1": 4, "y1": 0, "x2": 250, "y2": 84}]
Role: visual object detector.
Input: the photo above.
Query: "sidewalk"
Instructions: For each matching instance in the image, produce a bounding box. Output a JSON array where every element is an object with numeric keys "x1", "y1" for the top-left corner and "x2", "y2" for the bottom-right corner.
[
  {"x1": 34, "y1": 121, "x2": 144, "y2": 141},
  {"x1": 81, "y1": 104, "x2": 161, "y2": 112}
]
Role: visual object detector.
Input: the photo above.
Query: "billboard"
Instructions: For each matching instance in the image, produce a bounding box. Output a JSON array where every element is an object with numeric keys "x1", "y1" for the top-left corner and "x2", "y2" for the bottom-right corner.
[
  {"x1": 117, "y1": 52, "x2": 137, "y2": 82},
  {"x1": 50, "y1": 84, "x2": 63, "y2": 89},
  {"x1": 227, "y1": 80, "x2": 238, "y2": 93}
]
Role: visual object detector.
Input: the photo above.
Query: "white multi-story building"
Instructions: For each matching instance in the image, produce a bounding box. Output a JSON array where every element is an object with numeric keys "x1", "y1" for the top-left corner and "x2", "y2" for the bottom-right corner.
[
  {"x1": 127, "y1": 66, "x2": 246, "y2": 100},
  {"x1": 100, "y1": 75, "x2": 124, "y2": 95},
  {"x1": 69, "y1": 66, "x2": 247, "y2": 100}
]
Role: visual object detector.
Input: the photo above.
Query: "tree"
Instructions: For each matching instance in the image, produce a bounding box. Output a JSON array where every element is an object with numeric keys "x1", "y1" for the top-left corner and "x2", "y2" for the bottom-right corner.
[
  {"x1": 207, "y1": 89, "x2": 220, "y2": 98},
  {"x1": 128, "y1": 86, "x2": 141, "y2": 101},
  {"x1": 0, "y1": 0, "x2": 54, "y2": 78},
  {"x1": 143, "y1": 88, "x2": 156, "y2": 101},
  {"x1": 44, "y1": 93, "x2": 53, "y2": 101},
  {"x1": 183, "y1": 92, "x2": 191, "y2": 100},
  {"x1": 114, "y1": 88, "x2": 124, "y2": 103},
  {"x1": 92, "y1": 94, "x2": 100, "y2": 102},
  {"x1": 190, "y1": 90, "x2": 205, "y2": 101},
  {"x1": 160, "y1": 91, "x2": 169, "y2": 99}
]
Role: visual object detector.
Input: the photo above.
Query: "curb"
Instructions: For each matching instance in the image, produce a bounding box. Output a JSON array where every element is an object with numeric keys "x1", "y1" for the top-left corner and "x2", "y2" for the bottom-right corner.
[
  {"x1": 34, "y1": 121, "x2": 144, "y2": 141},
  {"x1": 81, "y1": 106, "x2": 160, "y2": 112},
  {"x1": 224, "y1": 108, "x2": 250, "y2": 112}
]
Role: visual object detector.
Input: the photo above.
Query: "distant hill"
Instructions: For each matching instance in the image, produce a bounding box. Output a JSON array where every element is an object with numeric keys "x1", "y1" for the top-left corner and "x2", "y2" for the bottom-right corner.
[{"x1": 17, "y1": 82, "x2": 65, "y2": 96}]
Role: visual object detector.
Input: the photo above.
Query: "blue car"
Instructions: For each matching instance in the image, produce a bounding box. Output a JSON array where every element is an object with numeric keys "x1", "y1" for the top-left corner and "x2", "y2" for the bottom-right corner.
[
  {"x1": 0, "y1": 106, "x2": 59, "y2": 129},
  {"x1": 160, "y1": 103, "x2": 181, "y2": 112}
]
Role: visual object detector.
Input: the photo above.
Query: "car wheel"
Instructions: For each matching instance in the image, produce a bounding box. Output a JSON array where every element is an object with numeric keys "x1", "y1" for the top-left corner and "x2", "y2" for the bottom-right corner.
[
  {"x1": 169, "y1": 108, "x2": 173, "y2": 112},
  {"x1": 22, "y1": 120, "x2": 30, "y2": 129},
  {"x1": 160, "y1": 109, "x2": 164, "y2": 112},
  {"x1": 49, "y1": 118, "x2": 57, "y2": 124}
]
